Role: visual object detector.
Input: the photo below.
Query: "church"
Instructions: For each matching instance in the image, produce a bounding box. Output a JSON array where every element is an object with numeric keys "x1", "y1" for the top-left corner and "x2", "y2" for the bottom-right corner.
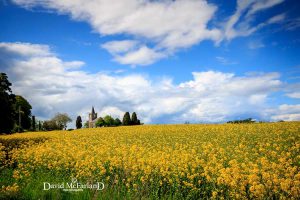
[{"x1": 88, "y1": 107, "x2": 98, "y2": 128}]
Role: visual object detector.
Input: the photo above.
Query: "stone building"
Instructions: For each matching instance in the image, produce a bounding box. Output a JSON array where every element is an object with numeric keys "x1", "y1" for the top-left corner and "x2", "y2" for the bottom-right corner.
[{"x1": 88, "y1": 107, "x2": 98, "y2": 128}]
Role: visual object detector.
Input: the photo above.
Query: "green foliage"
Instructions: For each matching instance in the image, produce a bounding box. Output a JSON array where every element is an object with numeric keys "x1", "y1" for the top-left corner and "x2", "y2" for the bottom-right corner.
[
  {"x1": 122, "y1": 112, "x2": 131, "y2": 126},
  {"x1": 43, "y1": 113, "x2": 72, "y2": 130},
  {"x1": 42, "y1": 120, "x2": 60, "y2": 131},
  {"x1": 31, "y1": 116, "x2": 36, "y2": 131},
  {"x1": 38, "y1": 121, "x2": 42, "y2": 131},
  {"x1": 84, "y1": 121, "x2": 89, "y2": 128},
  {"x1": 103, "y1": 115, "x2": 115, "y2": 127},
  {"x1": 114, "y1": 118, "x2": 122, "y2": 126},
  {"x1": 52, "y1": 113, "x2": 72, "y2": 130},
  {"x1": 96, "y1": 116, "x2": 122, "y2": 127},
  {"x1": 76, "y1": 116, "x2": 82, "y2": 129},
  {"x1": 131, "y1": 112, "x2": 138, "y2": 125},
  {"x1": 227, "y1": 118, "x2": 255, "y2": 124},
  {"x1": 95, "y1": 117, "x2": 105, "y2": 127},
  {"x1": 14, "y1": 95, "x2": 32, "y2": 130},
  {"x1": 0, "y1": 73, "x2": 16, "y2": 134}
]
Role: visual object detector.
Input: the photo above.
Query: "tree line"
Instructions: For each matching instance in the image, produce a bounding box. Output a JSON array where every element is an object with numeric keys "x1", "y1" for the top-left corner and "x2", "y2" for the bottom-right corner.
[
  {"x1": 1, "y1": 73, "x2": 142, "y2": 133},
  {"x1": 75, "y1": 111, "x2": 142, "y2": 129},
  {"x1": 227, "y1": 118, "x2": 255, "y2": 124}
]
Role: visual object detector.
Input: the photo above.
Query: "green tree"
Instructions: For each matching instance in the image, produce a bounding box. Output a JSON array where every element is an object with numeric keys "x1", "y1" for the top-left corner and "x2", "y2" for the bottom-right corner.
[
  {"x1": 76, "y1": 116, "x2": 82, "y2": 129},
  {"x1": 114, "y1": 118, "x2": 122, "y2": 126},
  {"x1": 14, "y1": 95, "x2": 32, "y2": 130},
  {"x1": 31, "y1": 116, "x2": 36, "y2": 131},
  {"x1": 122, "y1": 112, "x2": 131, "y2": 126},
  {"x1": 104, "y1": 115, "x2": 115, "y2": 127},
  {"x1": 84, "y1": 121, "x2": 89, "y2": 128},
  {"x1": 95, "y1": 117, "x2": 105, "y2": 127},
  {"x1": 131, "y1": 112, "x2": 138, "y2": 125},
  {"x1": 0, "y1": 73, "x2": 16, "y2": 134},
  {"x1": 38, "y1": 121, "x2": 42, "y2": 131},
  {"x1": 42, "y1": 120, "x2": 60, "y2": 131},
  {"x1": 52, "y1": 113, "x2": 72, "y2": 130}
]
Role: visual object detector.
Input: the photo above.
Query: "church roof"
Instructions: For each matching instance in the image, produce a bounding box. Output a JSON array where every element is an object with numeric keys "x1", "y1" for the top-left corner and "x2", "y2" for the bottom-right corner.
[{"x1": 92, "y1": 106, "x2": 96, "y2": 114}]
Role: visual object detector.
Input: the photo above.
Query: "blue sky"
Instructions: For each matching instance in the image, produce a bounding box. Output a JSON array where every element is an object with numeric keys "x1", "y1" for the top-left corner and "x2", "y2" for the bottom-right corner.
[{"x1": 0, "y1": 0, "x2": 300, "y2": 125}]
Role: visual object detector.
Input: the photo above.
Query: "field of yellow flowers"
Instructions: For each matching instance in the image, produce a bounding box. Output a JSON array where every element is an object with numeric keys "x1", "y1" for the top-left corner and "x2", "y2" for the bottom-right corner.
[{"x1": 0, "y1": 122, "x2": 300, "y2": 199}]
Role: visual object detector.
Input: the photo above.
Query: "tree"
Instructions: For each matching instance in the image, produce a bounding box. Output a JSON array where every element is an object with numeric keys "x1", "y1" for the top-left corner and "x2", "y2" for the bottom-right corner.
[
  {"x1": 104, "y1": 115, "x2": 115, "y2": 127},
  {"x1": 122, "y1": 112, "x2": 131, "y2": 126},
  {"x1": 131, "y1": 112, "x2": 138, "y2": 125},
  {"x1": 14, "y1": 95, "x2": 32, "y2": 130},
  {"x1": 42, "y1": 120, "x2": 60, "y2": 131},
  {"x1": 84, "y1": 121, "x2": 89, "y2": 128},
  {"x1": 38, "y1": 121, "x2": 42, "y2": 131},
  {"x1": 114, "y1": 118, "x2": 122, "y2": 126},
  {"x1": 0, "y1": 73, "x2": 16, "y2": 134},
  {"x1": 95, "y1": 117, "x2": 105, "y2": 127},
  {"x1": 31, "y1": 116, "x2": 36, "y2": 131},
  {"x1": 52, "y1": 113, "x2": 72, "y2": 130},
  {"x1": 76, "y1": 116, "x2": 82, "y2": 129}
]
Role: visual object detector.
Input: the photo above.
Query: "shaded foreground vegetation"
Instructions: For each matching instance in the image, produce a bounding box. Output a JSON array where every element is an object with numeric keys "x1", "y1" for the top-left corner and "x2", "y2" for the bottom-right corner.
[{"x1": 0, "y1": 122, "x2": 299, "y2": 199}]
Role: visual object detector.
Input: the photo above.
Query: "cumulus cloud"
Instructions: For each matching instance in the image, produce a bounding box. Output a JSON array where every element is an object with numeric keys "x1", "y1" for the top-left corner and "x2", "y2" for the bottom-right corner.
[
  {"x1": 11, "y1": 0, "x2": 285, "y2": 66},
  {"x1": 113, "y1": 46, "x2": 166, "y2": 66},
  {"x1": 12, "y1": 0, "x2": 220, "y2": 65},
  {"x1": 270, "y1": 104, "x2": 300, "y2": 121},
  {"x1": 1, "y1": 42, "x2": 298, "y2": 125},
  {"x1": 0, "y1": 42, "x2": 52, "y2": 57},
  {"x1": 101, "y1": 40, "x2": 167, "y2": 66}
]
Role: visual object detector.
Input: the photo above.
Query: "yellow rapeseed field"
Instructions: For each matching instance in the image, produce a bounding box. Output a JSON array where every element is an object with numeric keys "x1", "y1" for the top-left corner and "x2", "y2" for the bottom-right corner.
[{"x1": 0, "y1": 122, "x2": 300, "y2": 199}]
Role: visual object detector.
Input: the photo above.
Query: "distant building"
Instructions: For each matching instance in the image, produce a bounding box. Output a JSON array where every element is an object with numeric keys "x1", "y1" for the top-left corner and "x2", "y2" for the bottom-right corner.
[{"x1": 88, "y1": 107, "x2": 98, "y2": 128}]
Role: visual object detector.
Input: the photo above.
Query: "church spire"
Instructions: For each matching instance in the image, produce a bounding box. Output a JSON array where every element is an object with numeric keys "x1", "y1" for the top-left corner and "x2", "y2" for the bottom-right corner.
[{"x1": 89, "y1": 106, "x2": 97, "y2": 128}]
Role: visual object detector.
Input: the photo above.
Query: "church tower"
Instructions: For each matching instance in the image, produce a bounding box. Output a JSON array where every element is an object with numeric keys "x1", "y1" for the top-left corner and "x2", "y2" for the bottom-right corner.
[{"x1": 88, "y1": 106, "x2": 98, "y2": 128}]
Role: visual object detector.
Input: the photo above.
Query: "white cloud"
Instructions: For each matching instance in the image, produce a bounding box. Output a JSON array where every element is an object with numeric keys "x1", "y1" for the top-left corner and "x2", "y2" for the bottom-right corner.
[
  {"x1": 12, "y1": 0, "x2": 221, "y2": 65},
  {"x1": 0, "y1": 42, "x2": 52, "y2": 57},
  {"x1": 1, "y1": 42, "x2": 296, "y2": 125},
  {"x1": 64, "y1": 61, "x2": 85, "y2": 69},
  {"x1": 114, "y1": 46, "x2": 166, "y2": 66},
  {"x1": 223, "y1": 0, "x2": 285, "y2": 40},
  {"x1": 99, "y1": 106, "x2": 124, "y2": 119},
  {"x1": 270, "y1": 104, "x2": 300, "y2": 121},
  {"x1": 267, "y1": 13, "x2": 286, "y2": 24},
  {"x1": 101, "y1": 40, "x2": 139, "y2": 54},
  {"x1": 101, "y1": 40, "x2": 167, "y2": 66},
  {"x1": 10, "y1": 0, "x2": 286, "y2": 65},
  {"x1": 286, "y1": 92, "x2": 300, "y2": 99},
  {"x1": 247, "y1": 0, "x2": 285, "y2": 16}
]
